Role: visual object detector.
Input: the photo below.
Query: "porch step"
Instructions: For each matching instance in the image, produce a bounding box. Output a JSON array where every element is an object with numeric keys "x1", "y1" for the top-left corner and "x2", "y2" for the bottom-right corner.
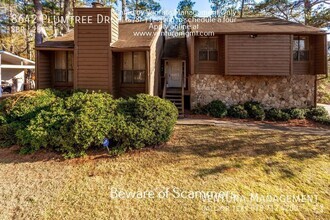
[{"x1": 163, "y1": 88, "x2": 184, "y2": 117}]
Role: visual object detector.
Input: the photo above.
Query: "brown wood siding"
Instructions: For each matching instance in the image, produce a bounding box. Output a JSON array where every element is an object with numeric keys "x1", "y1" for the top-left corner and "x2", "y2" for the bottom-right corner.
[
  {"x1": 74, "y1": 8, "x2": 113, "y2": 92},
  {"x1": 112, "y1": 52, "x2": 120, "y2": 98},
  {"x1": 186, "y1": 35, "x2": 194, "y2": 75},
  {"x1": 293, "y1": 62, "x2": 310, "y2": 75},
  {"x1": 119, "y1": 86, "x2": 145, "y2": 97},
  {"x1": 37, "y1": 51, "x2": 52, "y2": 89},
  {"x1": 314, "y1": 34, "x2": 327, "y2": 75},
  {"x1": 195, "y1": 35, "x2": 225, "y2": 74},
  {"x1": 226, "y1": 35, "x2": 291, "y2": 75},
  {"x1": 150, "y1": 30, "x2": 164, "y2": 96}
]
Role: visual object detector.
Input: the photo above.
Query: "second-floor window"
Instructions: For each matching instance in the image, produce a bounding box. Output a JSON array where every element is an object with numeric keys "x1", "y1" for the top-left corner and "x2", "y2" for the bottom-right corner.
[
  {"x1": 199, "y1": 38, "x2": 218, "y2": 61},
  {"x1": 293, "y1": 36, "x2": 309, "y2": 61},
  {"x1": 122, "y1": 52, "x2": 146, "y2": 84}
]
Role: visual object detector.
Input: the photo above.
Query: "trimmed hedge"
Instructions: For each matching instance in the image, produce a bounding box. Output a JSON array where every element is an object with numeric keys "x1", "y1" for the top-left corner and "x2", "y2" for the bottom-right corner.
[
  {"x1": 0, "y1": 90, "x2": 178, "y2": 158},
  {"x1": 205, "y1": 100, "x2": 227, "y2": 118},
  {"x1": 266, "y1": 108, "x2": 291, "y2": 121},
  {"x1": 244, "y1": 101, "x2": 266, "y2": 121},
  {"x1": 193, "y1": 100, "x2": 330, "y2": 126},
  {"x1": 228, "y1": 104, "x2": 248, "y2": 119},
  {"x1": 286, "y1": 108, "x2": 307, "y2": 120}
]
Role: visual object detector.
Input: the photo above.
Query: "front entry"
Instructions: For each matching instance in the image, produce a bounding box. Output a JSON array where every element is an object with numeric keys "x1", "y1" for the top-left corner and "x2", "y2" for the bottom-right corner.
[{"x1": 165, "y1": 60, "x2": 185, "y2": 88}]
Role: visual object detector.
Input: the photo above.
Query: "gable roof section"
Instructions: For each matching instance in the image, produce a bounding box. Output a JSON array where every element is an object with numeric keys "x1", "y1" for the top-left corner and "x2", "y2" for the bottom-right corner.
[
  {"x1": 36, "y1": 21, "x2": 162, "y2": 49},
  {"x1": 163, "y1": 38, "x2": 187, "y2": 59},
  {"x1": 36, "y1": 31, "x2": 75, "y2": 48},
  {"x1": 189, "y1": 17, "x2": 325, "y2": 34},
  {"x1": 111, "y1": 22, "x2": 162, "y2": 49}
]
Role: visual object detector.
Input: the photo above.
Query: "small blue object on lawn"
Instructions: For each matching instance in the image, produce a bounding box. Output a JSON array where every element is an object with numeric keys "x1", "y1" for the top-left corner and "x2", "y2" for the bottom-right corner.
[{"x1": 103, "y1": 138, "x2": 110, "y2": 153}]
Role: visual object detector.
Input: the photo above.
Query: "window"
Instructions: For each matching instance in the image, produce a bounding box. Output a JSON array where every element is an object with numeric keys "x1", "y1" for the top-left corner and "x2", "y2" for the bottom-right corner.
[
  {"x1": 122, "y1": 52, "x2": 146, "y2": 84},
  {"x1": 199, "y1": 38, "x2": 218, "y2": 61},
  {"x1": 293, "y1": 36, "x2": 309, "y2": 61},
  {"x1": 55, "y1": 51, "x2": 73, "y2": 83}
]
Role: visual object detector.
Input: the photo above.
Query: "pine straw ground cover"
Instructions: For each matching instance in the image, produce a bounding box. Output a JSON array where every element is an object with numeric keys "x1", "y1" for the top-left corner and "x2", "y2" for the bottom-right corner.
[{"x1": 0, "y1": 125, "x2": 329, "y2": 219}]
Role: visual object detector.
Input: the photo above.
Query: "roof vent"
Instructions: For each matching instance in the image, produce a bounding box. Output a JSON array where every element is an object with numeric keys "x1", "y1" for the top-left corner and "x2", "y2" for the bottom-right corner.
[{"x1": 92, "y1": 2, "x2": 104, "y2": 8}]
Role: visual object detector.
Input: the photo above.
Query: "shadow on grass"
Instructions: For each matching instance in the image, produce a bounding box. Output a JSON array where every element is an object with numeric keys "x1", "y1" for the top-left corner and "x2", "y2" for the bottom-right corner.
[
  {"x1": 159, "y1": 125, "x2": 330, "y2": 177},
  {"x1": 0, "y1": 125, "x2": 329, "y2": 167}
]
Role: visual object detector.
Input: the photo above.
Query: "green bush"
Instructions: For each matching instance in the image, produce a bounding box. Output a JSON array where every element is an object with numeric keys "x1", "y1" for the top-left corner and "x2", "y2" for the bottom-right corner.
[
  {"x1": 1, "y1": 90, "x2": 178, "y2": 157},
  {"x1": 228, "y1": 104, "x2": 248, "y2": 119},
  {"x1": 192, "y1": 103, "x2": 208, "y2": 115},
  {"x1": 285, "y1": 108, "x2": 307, "y2": 120},
  {"x1": 205, "y1": 100, "x2": 227, "y2": 118},
  {"x1": 244, "y1": 101, "x2": 265, "y2": 121},
  {"x1": 312, "y1": 116, "x2": 330, "y2": 126},
  {"x1": 114, "y1": 94, "x2": 178, "y2": 153},
  {"x1": 2, "y1": 89, "x2": 59, "y2": 124},
  {"x1": 266, "y1": 108, "x2": 291, "y2": 121},
  {"x1": 306, "y1": 107, "x2": 329, "y2": 120},
  {"x1": 305, "y1": 106, "x2": 330, "y2": 126},
  {"x1": 16, "y1": 92, "x2": 118, "y2": 157},
  {"x1": 0, "y1": 122, "x2": 22, "y2": 147}
]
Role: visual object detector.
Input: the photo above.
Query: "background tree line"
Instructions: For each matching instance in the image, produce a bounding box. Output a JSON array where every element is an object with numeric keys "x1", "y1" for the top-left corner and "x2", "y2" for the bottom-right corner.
[{"x1": 0, "y1": 0, "x2": 328, "y2": 60}]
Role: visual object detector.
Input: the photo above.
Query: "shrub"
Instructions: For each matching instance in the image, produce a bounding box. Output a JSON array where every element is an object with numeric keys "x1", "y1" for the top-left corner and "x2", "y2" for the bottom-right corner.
[
  {"x1": 16, "y1": 92, "x2": 118, "y2": 157},
  {"x1": 0, "y1": 122, "x2": 22, "y2": 147},
  {"x1": 192, "y1": 103, "x2": 208, "y2": 115},
  {"x1": 312, "y1": 116, "x2": 330, "y2": 126},
  {"x1": 2, "y1": 89, "x2": 59, "y2": 124},
  {"x1": 113, "y1": 94, "x2": 178, "y2": 153},
  {"x1": 285, "y1": 108, "x2": 307, "y2": 120},
  {"x1": 9, "y1": 91, "x2": 178, "y2": 157},
  {"x1": 306, "y1": 107, "x2": 329, "y2": 120},
  {"x1": 228, "y1": 104, "x2": 248, "y2": 119},
  {"x1": 265, "y1": 108, "x2": 291, "y2": 121},
  {"x1": 205, "y1": 100, "x2": 227, "y2": 118},
  {"x1": 244, "y1": 101, "x2": 265, "y2": 121}
]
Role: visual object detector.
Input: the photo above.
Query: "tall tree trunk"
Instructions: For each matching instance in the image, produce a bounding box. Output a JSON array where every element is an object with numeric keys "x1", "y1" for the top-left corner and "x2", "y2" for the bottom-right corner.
[
  {"x1": 8, "y1": 1, "x2": 14, "y2": 53},
  {"x1": 134, "y1": 0, "x2": 139, "y2": 20},
  {"x1": 33, "y1": 0, "x2": 43, "y2": 45},
  {"x1": 304, "y1": 0, "x2": 312, "y2": 25},
  {"x1": 122, "y1": 0, "x2": 127, "y2": 21},
  {"x1": 62, "y1": 0, "x2": 70, "y2": 34},
  {"x1": 240, "y1": 0, "x2": 245, "y2": 18}
]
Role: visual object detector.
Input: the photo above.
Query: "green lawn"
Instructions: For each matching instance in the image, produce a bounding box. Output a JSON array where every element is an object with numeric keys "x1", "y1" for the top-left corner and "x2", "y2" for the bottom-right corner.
[{"x1": 0, "y1": 125, "x2": 329, "y2": 219}]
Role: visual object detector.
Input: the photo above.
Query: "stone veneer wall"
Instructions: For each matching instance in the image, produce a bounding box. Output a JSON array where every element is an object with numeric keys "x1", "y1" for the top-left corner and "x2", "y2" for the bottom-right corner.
[{"x1": 191, "y1": 74, "x2": 316, "y2": 109}]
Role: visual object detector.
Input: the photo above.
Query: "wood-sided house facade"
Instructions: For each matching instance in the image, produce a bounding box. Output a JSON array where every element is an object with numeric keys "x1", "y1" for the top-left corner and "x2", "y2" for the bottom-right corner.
[
  {"x1": 35, "y1": 5, "x2": 328, "y2": 112},
  {"x1": 185, "y1": 17, "x2": 328, "y2": 109},
  {"x1": 35, "y1": 6, "x2": 163, "y2": 98}
]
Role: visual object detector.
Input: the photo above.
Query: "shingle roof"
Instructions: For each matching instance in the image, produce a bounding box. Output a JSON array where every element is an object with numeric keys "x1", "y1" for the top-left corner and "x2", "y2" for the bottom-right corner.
[
  {"x1": 189, "y1": 17, "x2": 325, "y2": 34},
  {"x1": 36, "y1": 31, "x2": 74, "y2": 48},
  {"x1": 163, "y1": 38, "x2": 187, "y2": 59},
  {"x1": 111, "y1": 22, "x2": 162, "y2": 48},
  {"x1": 36, "y1": 21, "x2": 162, "y2": 49}
]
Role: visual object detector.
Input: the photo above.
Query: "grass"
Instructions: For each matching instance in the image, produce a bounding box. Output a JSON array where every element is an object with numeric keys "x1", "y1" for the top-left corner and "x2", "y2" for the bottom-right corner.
[{"x1": 0, "y1": 125, "x2": 329, "y2": 219}]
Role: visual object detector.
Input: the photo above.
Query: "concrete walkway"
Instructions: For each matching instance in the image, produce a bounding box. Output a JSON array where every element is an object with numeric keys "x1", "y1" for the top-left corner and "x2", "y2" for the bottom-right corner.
[{"x1": 177, "y1": 119, "x2": 330, "y2": 135}]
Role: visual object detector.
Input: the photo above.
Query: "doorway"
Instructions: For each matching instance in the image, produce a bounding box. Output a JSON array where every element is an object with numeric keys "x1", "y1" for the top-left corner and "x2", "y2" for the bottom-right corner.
[{"x1": 165, "y1": 60, "x2": 186, "y2": 88}]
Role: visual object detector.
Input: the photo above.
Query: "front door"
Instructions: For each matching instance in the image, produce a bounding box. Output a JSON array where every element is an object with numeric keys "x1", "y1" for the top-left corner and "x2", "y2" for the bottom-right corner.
[{"x1": 166, "y1": 60, "x2": 185, "y2": 88}]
